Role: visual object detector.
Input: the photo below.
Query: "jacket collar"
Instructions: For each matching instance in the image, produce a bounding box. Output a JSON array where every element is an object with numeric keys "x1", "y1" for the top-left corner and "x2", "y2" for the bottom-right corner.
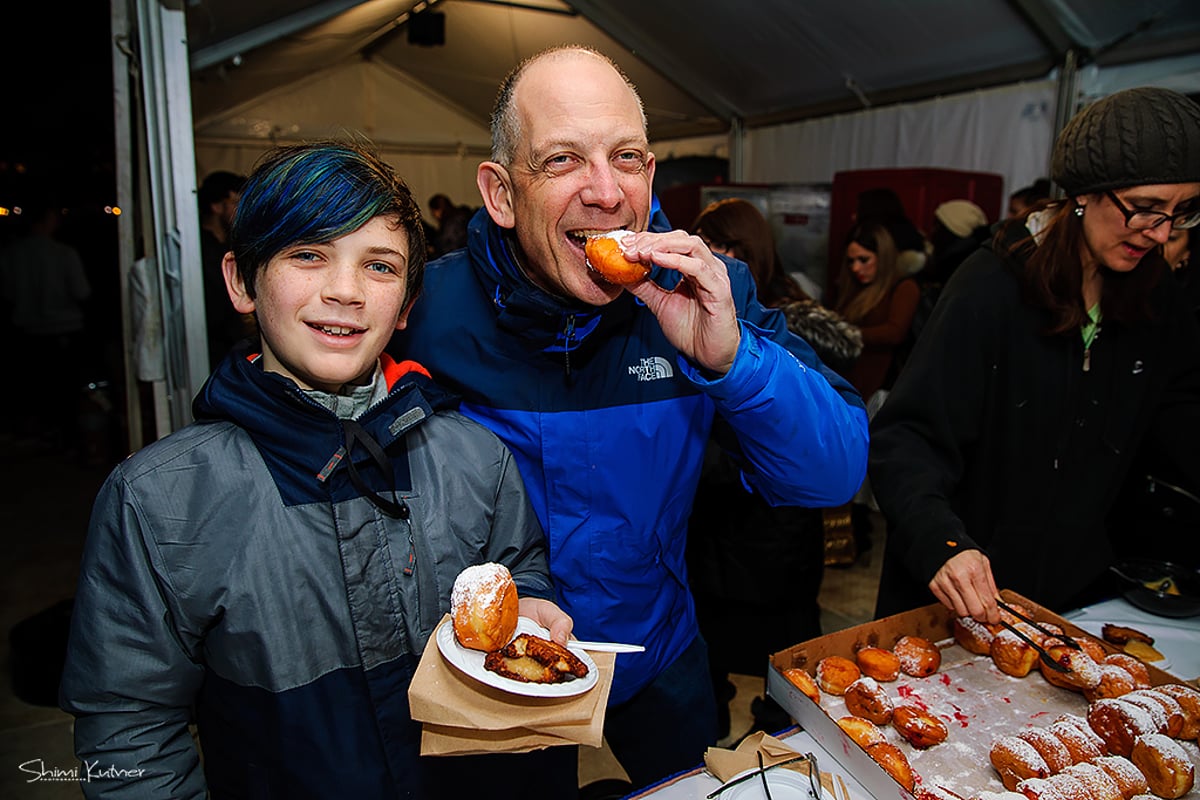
[
  {"x1": 465, "y1": 207, "x2": 638, "y2": 350},
  {"x1": 193, "y1": 345, "x2": 457, "y2": 481}
]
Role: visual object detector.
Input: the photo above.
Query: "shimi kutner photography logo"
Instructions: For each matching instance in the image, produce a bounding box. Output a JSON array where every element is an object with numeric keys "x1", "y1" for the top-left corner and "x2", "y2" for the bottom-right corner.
[{"x1": 19, "y1": 757, "x2": 146, "y2": 784}]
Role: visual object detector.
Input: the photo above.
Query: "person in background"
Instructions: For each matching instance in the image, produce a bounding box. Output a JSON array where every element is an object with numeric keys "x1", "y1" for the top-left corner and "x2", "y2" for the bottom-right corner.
[
  {"x1": 831, "y1": 221, "x2": 920, "y2": 556},
  {"x1": 198, "y1": 170, "x2": 254, "y2": 367},
  {"x1": 1007, "y1": 178, "x2": 1052, "y2": 219},
  {"x1": 390, "y1": 45, "x2": 868, "y2": 791},
  {"x1": 0, "y1": 201, "x2": 91, "y2": 449},
  {"x1": 870, "y1": 87, "x2": 1200, "y2": 622},
  {"x1": 61, "y1": 141, "x2": 571, "y2": 799},
  {"x1": 688, "y1": 197, "x2": 862, "y2": 740},
  {"x1": 427, "y1": 193, "x2": 473, "y2": 257},
  {"x1": 906, "y1": 200, "x2": 993, "y2": 351},
  {"x1": 925, "y1": 200, "x2": 990, "y2": 287},
  {"x1": 854, "y1": 187, "x2": 930, "y2": 277},
  {"x1": 833, "y1": 222, "x2": 920, "y2": 402},
  {"x1": 1163, "y1": 224, "x2": 1200, "y2": 314}
]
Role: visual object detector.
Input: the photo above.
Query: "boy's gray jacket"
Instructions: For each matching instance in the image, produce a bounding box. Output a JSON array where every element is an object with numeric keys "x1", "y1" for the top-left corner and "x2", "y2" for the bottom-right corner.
[{"x1": 60, "y1": 351, "x2": 553, "y2": 798}]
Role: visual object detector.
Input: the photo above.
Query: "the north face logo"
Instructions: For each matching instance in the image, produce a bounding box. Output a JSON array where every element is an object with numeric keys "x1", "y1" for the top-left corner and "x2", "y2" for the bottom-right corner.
[{"x1": 628, "y1": 356, "x2": 674, "y2": 381}]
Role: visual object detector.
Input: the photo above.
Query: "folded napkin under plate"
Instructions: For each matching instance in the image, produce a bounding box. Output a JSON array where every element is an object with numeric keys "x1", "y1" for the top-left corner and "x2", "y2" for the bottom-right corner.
[{"x1": 408, "y1": 614, "x2": 617, "y2": 756}]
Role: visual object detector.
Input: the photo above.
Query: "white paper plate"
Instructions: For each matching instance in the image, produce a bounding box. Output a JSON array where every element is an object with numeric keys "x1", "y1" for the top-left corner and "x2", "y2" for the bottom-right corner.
[
  {"x1": 716, "y1": 766, "x2": 815, "y2": 799},
  {"x1": 435, "y1": 616, "x2": 599, "y2": 698}
]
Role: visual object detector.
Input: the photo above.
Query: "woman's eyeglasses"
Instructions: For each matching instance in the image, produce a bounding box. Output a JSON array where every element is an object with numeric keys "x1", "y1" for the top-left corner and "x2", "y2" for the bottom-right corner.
[{"x1": 1105, "y1": 191, "x2": 1200, "y2": 231}]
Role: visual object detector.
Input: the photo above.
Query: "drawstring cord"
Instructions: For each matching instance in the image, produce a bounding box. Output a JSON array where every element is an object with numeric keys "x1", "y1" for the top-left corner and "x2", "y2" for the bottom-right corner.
[{"x1": 340, "y1": 419, "x2": 408, "y2": 519}]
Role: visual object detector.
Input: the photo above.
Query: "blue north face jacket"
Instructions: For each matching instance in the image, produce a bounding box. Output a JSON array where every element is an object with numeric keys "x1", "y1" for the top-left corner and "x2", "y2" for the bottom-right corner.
[{"x1": 392, "y1": 208, "x2": 868, "y2": 704}]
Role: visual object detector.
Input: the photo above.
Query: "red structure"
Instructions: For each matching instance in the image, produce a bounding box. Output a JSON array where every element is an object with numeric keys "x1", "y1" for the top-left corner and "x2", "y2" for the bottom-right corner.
[{"x1": 827, "y1": 167, "x2": 1005, "y2": 290}]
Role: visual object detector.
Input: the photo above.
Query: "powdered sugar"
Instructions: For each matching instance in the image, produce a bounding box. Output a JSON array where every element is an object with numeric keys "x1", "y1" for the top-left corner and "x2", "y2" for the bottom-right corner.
[
  {"x1": 1139, "y1": 731, "x2": 1191, "y2": 764},
  {"x1": 450, "y1": 562, "x2": 512, "y2": 615}
]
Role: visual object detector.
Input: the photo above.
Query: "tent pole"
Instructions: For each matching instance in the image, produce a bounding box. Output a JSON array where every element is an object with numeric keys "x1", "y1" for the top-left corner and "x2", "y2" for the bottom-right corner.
[
  {"x1": 729, "y1": 116, "x2": 745, "y2": 184},
  {"x1": 1050, "y1": 48, "x2": 1080, "y2": 198},
  {"x1": 111, "y1": 0, "x2": 144, "y2": 453}
]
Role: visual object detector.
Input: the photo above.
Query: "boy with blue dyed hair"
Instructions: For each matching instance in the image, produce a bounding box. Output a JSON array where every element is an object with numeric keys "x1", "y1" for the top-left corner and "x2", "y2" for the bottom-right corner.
[{"x1": 61, "y1": 141, "x2": 573, "y2": 798}]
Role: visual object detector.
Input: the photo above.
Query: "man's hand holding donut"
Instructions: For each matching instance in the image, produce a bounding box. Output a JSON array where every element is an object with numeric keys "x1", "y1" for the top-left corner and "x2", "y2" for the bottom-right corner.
[{"x1": 612, "y1": 230, "x2": 741, "y2": 376}]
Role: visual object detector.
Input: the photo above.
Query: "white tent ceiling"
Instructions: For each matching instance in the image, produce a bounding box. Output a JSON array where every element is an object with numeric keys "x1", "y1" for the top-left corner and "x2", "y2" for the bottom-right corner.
[{"x1": 185, "y1": 0, "x2": 1200, "y2": 145}]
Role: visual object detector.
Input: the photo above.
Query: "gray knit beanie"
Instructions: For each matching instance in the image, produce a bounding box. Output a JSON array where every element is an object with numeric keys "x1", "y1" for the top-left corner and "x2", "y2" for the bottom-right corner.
[{"x1": 1051, "y1": 86, "x2": 1200, "y2": 196}]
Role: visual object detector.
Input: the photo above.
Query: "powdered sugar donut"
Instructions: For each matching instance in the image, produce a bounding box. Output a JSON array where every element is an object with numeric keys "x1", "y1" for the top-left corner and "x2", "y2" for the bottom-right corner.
[
  {"x1": 1129, "y1": 733, "x2": 1194, "y2": 799},
  {"x1": 894, "y1": 634, "x2": 941, "y2": 677},
  {"x1": 844, "y1": 676, "x2": 894, "y2": 724},
  {"x1": 450, "y1": 562, "x2": 519, "y2": 652},
  {"x1": 991, "y1": 734, "x2": 1050, "y2": 790},
  {"x1": 1091, "y1": 754, "x2": 1150, "y2": 799}
]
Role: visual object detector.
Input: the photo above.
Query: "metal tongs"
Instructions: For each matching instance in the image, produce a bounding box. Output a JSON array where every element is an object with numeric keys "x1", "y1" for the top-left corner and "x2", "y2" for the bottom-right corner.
[
  {"x1": 995, "y1": 599, "x2": 1080, "y2": 674},
  {"x1": 706, "y1": 751, "x2": 822, "y2": 799}
]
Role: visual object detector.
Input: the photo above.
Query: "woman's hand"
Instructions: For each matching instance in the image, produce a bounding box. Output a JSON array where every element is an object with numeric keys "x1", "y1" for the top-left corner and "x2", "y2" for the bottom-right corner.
[
  {"x1": 621, "y1": 230, "x2": 741, "y2": 375},
  {"x1": 928, "y1": 549, "x2": 1001, "y2": 624},
  {"x1": 518, "y1": 597, "x2": 573, "y2": 645}
]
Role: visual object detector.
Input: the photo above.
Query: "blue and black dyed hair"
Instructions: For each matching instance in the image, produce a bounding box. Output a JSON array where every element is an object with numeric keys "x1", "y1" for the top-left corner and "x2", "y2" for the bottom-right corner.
[{"x1": 229, "y1": 140, "x2": 426, "y2": 304}]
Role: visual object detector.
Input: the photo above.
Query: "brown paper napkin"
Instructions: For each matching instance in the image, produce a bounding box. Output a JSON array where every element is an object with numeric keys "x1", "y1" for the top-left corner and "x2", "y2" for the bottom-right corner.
[
  {"x1": 408, "y1": 615, "x2": 616, "y2": 756},
  {"x1": 704, "y1": 731, "x2": 852, "y2": 798}
]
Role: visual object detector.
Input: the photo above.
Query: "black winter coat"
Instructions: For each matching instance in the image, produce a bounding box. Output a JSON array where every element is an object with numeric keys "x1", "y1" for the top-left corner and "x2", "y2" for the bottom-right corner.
[{"x1": 870, "y1": 226, "x2": 1200, "y2": 616}]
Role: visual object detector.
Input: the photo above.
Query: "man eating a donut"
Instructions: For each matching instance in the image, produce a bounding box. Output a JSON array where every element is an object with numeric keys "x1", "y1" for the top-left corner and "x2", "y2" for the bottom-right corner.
[{"x1": 391, "y1": 45, "x2": 869, "y2": 791}]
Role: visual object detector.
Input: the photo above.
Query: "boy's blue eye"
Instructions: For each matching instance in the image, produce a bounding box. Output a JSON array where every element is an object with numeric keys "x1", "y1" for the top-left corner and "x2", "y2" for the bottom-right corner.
[{"x1": 366, "y1": 262, "x2": 395, "y2": 274}]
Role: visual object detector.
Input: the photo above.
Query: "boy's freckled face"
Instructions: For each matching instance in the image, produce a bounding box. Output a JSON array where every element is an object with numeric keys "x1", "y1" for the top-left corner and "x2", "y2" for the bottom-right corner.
[{"x1": 229, "y1": 215, "x2": 412, "y2": 394}]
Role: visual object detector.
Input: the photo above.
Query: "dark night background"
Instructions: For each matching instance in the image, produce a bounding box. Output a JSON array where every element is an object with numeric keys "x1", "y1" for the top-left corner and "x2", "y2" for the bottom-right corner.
[{"x1": 1, "y1": 3, "x2": 123, "y2": 386}]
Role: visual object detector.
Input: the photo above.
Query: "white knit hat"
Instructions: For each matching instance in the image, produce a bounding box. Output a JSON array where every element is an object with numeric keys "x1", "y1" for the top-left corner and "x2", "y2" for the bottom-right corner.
[{"x1": 935, "y1": 200, "x2": 987, "y2": 238}]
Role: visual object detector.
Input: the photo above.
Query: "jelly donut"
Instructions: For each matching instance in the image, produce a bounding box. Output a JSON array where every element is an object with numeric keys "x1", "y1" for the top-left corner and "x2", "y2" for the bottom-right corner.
[
  {"x1": 892, "y1": 702, "x2": 948, "y2": 748},
  {"x1": 1149, "y1": 683, "x2": 1200, "y2": 740},
  {"x1": 1088, "y1": 698, "x2": 1159, "y2": 757},
  {"x1": 856, "y1": 645, "x2": 901, "y2": 682},
  {"x1": 1017, "y1": 726, "x2": 1073, "y2": 773},
  {"x1": 836, "y1": 715, "x2": 886, "y2": 750},
  {"x1": 1084, "y1": 663, "x2": 1137, "y2": 703},
  {"x1": 450, "y1": 562, "x2": 519, "y2": 652},
  {"x1": 782, "y1": 667, "x2": 821, "y2": 704},
  {"x1": 1104, "y1": 654, "x2": 1151, "y2": 690},
  {"x1": 954, "y1": 616, "x2": 996, "y2": 656},
  {"x1": 1053, "y1": 713, "x2": 1107, "y2": 755},
  {"x1": 1123, "y1": 688, "x2": 1183, "y2": 737},
  {"x1": 815, "y1": 655, "x2": 861, "y2": 696},
  {"x1": 867, "y1": 741, "x2": 915, "y2": 792},
  {"x1": 1129, "y1": 733, "x2": 1194, "y2": 799},
  {"x1": 1091, "y1": 754, "x2": 1150, "y2": 799},
  {"x1": 990, "y1": 735, "x2": 1050, "y2": 790},
  {"x1": 1077, "y1": 636, "x2": 1110, "y2": 664},
  {"x1": 1039, "y1": 644, "x2": 1102, "y2": 692},
  {"x1": 1047, "y1": 718, "x2": 1103, "y2": 764},
  {"x1": 1059, "y1": 762, "x2": 1122, "y2": 800},
  {"x1": 991, "y1": 628, "x2": 1039, "y2": 677},
  {"x1": 844, "y1": 676, "x2": 894, "y2": 724},
  {"x1": 894, "y1": 634, "x2": 941, "y2": 677},
  {"x1": 584, "y1": 231, "x2": 648, "y2": 285}
]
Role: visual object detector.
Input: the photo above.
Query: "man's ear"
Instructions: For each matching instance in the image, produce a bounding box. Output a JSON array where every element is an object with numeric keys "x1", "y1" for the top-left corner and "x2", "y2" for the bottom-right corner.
[
  {"x1": 394, "y1": 293, "x2": 420, "y2": 332},
  {"x1": 477, "y1": 162, "x2": 516, "y2": 230},
  {"x1": 223, "y1": 252, "x2": 256, "y2": 314}
]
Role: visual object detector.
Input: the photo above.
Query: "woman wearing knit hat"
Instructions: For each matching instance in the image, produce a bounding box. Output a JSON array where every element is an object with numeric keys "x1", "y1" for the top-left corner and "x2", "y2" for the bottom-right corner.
[{"x1": 869, "y1": 86, "x2": 1200, "y2": 622}]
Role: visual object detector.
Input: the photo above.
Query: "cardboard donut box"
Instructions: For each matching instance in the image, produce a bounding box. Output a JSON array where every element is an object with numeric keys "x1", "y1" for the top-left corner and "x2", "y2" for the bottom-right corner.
[{"x1": 766, "y1": 589, "x2": 1188, "y2": 800}]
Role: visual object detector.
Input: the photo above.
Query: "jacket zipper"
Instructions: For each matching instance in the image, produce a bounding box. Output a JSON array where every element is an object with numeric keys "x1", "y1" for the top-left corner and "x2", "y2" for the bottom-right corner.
[
  {"x1": 1082, "y1": 324, "x2": 1101, "y2": 372},
  {"x1": 563, "y1": 314, "x2": 576, "y2": 377}
]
